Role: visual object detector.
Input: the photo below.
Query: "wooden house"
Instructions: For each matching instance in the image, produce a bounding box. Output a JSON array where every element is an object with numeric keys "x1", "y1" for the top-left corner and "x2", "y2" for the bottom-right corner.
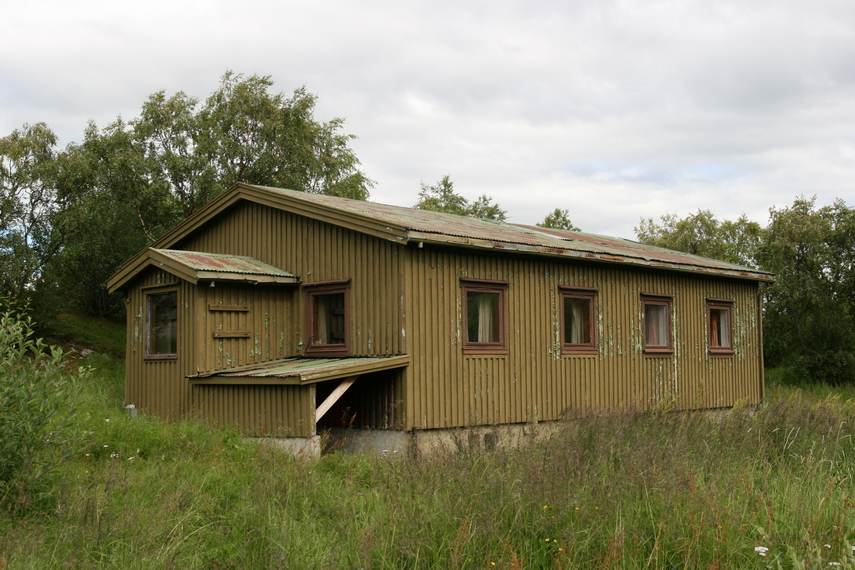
[{"x1": 108, "y1": 183, "x2": 774, "y2": 454}]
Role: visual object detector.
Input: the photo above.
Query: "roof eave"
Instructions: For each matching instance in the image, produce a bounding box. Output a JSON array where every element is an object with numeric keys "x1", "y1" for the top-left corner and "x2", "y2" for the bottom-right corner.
[{"x1": 407, "y1": 231, "x2": 776, "y2": 283}]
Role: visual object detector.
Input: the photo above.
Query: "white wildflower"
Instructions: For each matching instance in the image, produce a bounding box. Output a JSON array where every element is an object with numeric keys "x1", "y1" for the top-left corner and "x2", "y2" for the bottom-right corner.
[{"x1": 755, "y1": 546, "x2": 769, "y2": 556}]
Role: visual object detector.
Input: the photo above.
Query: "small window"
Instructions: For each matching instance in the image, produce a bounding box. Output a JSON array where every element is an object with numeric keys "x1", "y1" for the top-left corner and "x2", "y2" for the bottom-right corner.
[
  {"x1": 642, "y1": 294, "x2": 673, "y2": 356},
  {"x1": 708, "y1": 299, "x2": 734, "y2": 356},
  {"x1": 146, "y1": 290, "x2": 177, "y2": 359},
  {"x1": 461, "y1": 280, "x2": 508, "y2": 354},
  {"x1": 305, "y1": 282, "x2": 349, "y2": 356},
  {"x1": 560, "y1": 288, "x2": 597, "y2": 354}
]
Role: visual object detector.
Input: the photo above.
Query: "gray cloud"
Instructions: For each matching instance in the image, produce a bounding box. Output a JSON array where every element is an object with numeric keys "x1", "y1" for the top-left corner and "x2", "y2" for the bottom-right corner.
[{"x1": 3, "y1": 0, "x2": 855, "y2": 238}]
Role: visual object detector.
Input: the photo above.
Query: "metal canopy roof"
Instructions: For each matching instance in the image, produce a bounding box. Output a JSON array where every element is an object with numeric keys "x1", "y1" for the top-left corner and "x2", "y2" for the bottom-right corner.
[
  {"x1": 152, "y1": 249, "x2": 298, "y2": 284},
  {"x1": 108, "y1": 248, "x2": 298, "y2": 291},
  {"x1": 188, "y1": 355, "x2": 410, "y2": 385}
]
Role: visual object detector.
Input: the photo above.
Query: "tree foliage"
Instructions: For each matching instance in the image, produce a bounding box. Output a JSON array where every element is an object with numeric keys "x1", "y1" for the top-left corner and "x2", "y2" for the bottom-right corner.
[
  {"x1": 635, "y1": 209, "x2": 763, "y2": 267},
  {"x1": 757, "y1": 197, "x2": 855, "y2": 384},
  {"x1": 414, "y1": 175, "x2": 507, "y2": 221},
  {"x1": 0, "y1": 124, "x2": 63, "y2": 296},
  {"x1": 10, "y1": 71, "x2": 373, "y2": 321},
  {"x1": 538, "y1": 208, "x2": 580, "y2": 231},
  {"x1": 0, "y1": 298, "x2": 84, "y2": 511}
]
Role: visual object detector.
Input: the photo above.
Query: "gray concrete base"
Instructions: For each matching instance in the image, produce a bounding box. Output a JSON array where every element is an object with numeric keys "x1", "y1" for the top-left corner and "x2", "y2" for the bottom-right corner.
[
  {"x1": 250, "y1": 434, "x2": 321, "y2": 459},
  {"x1": 320, "y1": 421, "x2": 561, "y2": 458}
]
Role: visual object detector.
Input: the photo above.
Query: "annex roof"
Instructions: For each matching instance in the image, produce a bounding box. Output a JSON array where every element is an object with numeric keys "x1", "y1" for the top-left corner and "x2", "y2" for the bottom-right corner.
[
  {"x1": 188, "y1": 355, "x2": 411, "y2": 386},
  {"x1": 109, "y1": 183, "x2": 775, "y2": 288},
  {"x1": 108, "y1": 248, "x2": 298, "y2": 292}
]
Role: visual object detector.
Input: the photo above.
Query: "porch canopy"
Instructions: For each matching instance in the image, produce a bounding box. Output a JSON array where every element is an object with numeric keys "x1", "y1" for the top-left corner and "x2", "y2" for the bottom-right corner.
[
  {"x1": 107, "y1": 248, "x2": 299, "y2": 292},
  {"x1": 188, "y1": 355, "x2": 410, "y2": 386}
]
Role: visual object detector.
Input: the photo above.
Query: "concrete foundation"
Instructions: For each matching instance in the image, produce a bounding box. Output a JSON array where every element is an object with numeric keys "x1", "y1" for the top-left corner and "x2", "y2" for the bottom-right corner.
[
  {"x1": 252, "y1": 434, "x2": 322, "y2": 459},
  {"x1": 320, "y1": 421, "x2": 562, "y2": 458}
]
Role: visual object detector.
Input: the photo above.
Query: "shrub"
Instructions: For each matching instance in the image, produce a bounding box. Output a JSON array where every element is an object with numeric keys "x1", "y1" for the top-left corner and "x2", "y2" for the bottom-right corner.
[{"x1": 0, "y1": 299, "x2": 86, "y2": 511}]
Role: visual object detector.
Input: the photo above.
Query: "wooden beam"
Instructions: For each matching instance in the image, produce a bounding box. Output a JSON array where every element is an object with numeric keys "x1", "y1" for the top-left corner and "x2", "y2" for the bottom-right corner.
[{"x1": 315, "y1": 376, "x2": 357, "y2": 423}]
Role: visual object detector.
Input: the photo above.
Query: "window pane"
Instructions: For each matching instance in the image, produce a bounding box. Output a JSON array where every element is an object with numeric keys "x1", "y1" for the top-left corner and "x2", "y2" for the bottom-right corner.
[
  {"x1": 313, "y1": 292, "x2": 346, "y2": 345},
  {"x1": 467, "y1": 291, "x2": 499, "y2": 343},
  {"x1": 645, "y1": 304, "x2": 668, "y2": 347},
  {"x1": 149, "y1": 292, "x2": 177, "y2": 355},
  {"x1": 564, "y1": 297, "x2": 591, "y2": 344},
  {"x1": 710, "y1": 307, "x2": 731, "y2": 348}
]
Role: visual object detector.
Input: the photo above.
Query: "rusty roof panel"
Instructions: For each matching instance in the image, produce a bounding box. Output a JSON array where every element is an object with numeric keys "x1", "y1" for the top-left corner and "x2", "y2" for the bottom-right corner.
[
  {"x1": 189, "y1": 355, "x2": 410, "y2": 385},
  {"x1": 254, "y1": 188, "x2": 774, "y2": 281},
  {"x1": 154, "y1": 249, "x2": 297, "y2": 278},
  {"x1": 253, "y1": 186, "x2": 774, "y2": 282}
]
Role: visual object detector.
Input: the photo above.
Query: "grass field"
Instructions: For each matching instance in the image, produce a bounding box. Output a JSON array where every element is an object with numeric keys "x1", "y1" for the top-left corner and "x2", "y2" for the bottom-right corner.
[{"x1": 3, "y1": 345, "x2": 855, "y2": 568}]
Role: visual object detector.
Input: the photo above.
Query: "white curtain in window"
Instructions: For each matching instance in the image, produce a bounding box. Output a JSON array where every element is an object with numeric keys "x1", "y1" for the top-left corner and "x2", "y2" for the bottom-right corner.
[
  {"x1": 478, "y1": 293, "x2": 496, "y2": 342},
  {"x1": 316, "y1": 297, "x2": 330, "y2": 344},
  {"x1": 646, "y1": 304, "x2": 667, "y2": 346},
  {"x1": 570, "y1": 300, "x2": 585, "y2": 343},
  {"x1": 719, "y1": 310, "x2": 730, "y2": 346}
]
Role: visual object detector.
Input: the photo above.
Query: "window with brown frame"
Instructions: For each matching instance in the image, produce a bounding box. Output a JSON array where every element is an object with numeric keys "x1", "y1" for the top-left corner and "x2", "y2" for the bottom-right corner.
[
  {"x1": 461, "y1": 279, "x2": 508, "y2": 354},
  {"x1": 560, "y1": 287, "x2": 597, "y2": 354},
  {"x1": 305, "y1": 281, "x2": 350, "y2": 357},
  {"x1": 146, "y1": 290, "x2": 178, "y2": 359},
  {"x1": 707, "y1": 299, "x2": 734, "y2": 356},
  {"x1": 642, "y1": 294, "x2": 673, "y2": 356}
]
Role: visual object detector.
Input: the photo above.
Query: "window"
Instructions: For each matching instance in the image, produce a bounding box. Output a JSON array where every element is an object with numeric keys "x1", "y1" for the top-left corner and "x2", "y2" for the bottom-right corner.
[
  {"x1": 559, "y1": 287, "x2": 597, "y2": 354},
  {"x1": 305, "y1": 281, "x2": 349, "y2": 356},
  {"x1": 146, "y1": 290, "x2": 177, "y2": 359},
  {"x1": 707, "y1": 299, "x2": 734, "y2": 356},
  {"x1": 461, "y1": 279, "x2": 508, "y2": 354},
  {"x1": 642, "y1": 294, "x2": 673, "y2": 356}
]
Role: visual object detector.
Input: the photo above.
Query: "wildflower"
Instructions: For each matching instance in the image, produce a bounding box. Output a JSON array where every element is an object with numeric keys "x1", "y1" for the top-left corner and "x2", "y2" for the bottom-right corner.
[
  {"x1": 826, "y1": 544, "x2": 832, "y2": 549},
  {"x1": 105, "y1": 418, "x2": 110, "y2": 422},
  {"x1": 755, "y1": 546, "x2": 769, "y2": 556},
  {"x1": 553, "y1": 540, "x2": 558, "y2": 543},
  {"x1": 545, "y1": 539, "x2": 550, "y2": 542},
  {"x1": 543, "y1": 505, "x2": 549, "y2": 510},
  {"x1": 829, "y1": 563, "x2": 841, "y2": 567},
  {"x1": 558, "y1": 548, "x2": 564, "y2": 552},
  {"x1": 103, "y1": 444, "x2": 108, "y2": 447}
]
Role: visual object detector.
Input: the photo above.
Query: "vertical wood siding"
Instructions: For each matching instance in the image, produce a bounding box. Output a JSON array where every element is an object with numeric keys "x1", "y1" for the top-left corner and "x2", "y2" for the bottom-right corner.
[
  {"x1": 178, "y1": 201, "x2": 406, "y2": 357},
  {"x1": 404, "y1": 245, "x2": 764, "y2": 430},
  {"x1": 124, "y1": 201, "x2": 406, "y2": 436},
  {"x1": 124, "y1": 200, "x2": 764, "y2": 436},
  {"x1": 124, "y1": 270, "x2": 194, "y2": 421}
]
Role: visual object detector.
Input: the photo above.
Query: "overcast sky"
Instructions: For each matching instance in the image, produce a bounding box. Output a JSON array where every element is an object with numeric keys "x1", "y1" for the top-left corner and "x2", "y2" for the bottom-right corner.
[{"x1": 3, "y1": 0, "x2": 855, "y2": 238}]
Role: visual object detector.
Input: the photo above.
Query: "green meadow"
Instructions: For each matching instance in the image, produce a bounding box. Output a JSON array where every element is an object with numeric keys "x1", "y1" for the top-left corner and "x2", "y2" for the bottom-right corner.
[{"x1": 3, "y1": 313, "x2": 855, "y2": 568}]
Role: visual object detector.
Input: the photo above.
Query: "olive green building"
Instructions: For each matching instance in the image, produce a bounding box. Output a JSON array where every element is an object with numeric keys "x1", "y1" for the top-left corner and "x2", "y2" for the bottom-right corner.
[{"x1": 108, "y1": 183, "x2": 774, "y2": 453}]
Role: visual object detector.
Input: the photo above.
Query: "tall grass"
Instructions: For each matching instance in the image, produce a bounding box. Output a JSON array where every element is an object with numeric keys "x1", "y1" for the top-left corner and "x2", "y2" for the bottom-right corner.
[{"x1": 3, "y1": 363, "x2": 855, "y2": 568}]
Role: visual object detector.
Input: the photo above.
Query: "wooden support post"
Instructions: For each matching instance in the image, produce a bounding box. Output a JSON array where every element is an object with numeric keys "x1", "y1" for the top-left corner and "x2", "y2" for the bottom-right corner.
[{"x1": 315, "y1": 376, "x2": 357, "y2": 423}]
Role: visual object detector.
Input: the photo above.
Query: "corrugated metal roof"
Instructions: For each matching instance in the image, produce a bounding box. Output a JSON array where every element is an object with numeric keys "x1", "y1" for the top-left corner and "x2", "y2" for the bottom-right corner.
[
  {"x1": 254, "y1": 186, "x2": 774, "y2": 282},
  {"x1": 154, "y1": 249, "x2": 296, "y2": 278},
  {"x1": 189, "y1": 355, "x2": 410, "y2": 385}
]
